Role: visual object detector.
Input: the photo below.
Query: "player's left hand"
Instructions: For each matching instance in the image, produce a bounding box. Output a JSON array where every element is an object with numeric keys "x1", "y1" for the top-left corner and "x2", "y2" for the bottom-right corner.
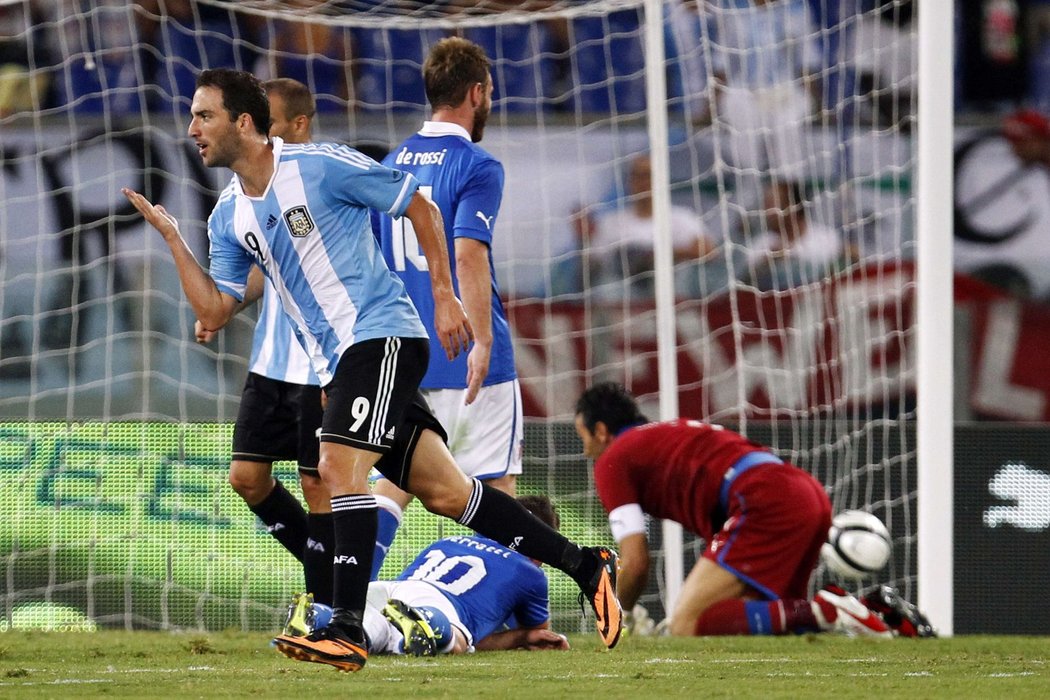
[
  {"x1": 518, "y1": 629, "x2": 569, "y2": 651},
  {"x1": 464, "y1": 343, "x2": 491, "y2": 405}
]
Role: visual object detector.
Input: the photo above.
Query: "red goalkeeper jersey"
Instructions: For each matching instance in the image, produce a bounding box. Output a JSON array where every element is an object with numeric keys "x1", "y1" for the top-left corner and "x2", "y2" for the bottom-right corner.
[{"x1": 592, "y1": 419, "x2": 773, "y2": 541}]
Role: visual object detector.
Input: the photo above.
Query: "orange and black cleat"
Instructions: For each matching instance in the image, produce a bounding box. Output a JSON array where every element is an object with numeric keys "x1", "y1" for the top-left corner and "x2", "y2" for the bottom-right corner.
[
  {"x1": 579, "y1": 546, "x2": 623, "y2": 649},
  {"x1": 273, "y1": 624, "x2": 368, "y2": 673}
]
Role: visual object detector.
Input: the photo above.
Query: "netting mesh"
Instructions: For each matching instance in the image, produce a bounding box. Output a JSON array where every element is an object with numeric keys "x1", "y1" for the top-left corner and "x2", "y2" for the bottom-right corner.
[{"x1": 0, "y1": 0, "x2": 918, "y2": 632}]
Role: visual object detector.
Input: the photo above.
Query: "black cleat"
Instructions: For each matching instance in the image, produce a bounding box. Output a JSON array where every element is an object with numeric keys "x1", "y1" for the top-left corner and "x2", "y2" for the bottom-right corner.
[{"x1": 861, "y1": 585, "x2": 937, "y2": 638}]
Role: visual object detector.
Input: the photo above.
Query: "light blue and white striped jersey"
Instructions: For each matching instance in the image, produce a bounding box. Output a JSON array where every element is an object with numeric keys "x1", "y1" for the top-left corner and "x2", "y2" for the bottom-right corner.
[
  {"x1": 398, "y1": 534, "x2": 549, "y2": 641},
  {"x1": 374, "y1": 121, "x2": 516, "y2": 389},
  {"x1": 248, "y1": 279, "x2": 319, "y2": 386},
  {"x1": 207, "y1": 138, "x2": 427, "y2": 385}
]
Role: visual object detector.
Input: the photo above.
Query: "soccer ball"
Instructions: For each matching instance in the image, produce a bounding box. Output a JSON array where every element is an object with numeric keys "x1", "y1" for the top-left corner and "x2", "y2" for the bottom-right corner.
[{"x1": 821, "y1": 510, "x2": 892, "y2": 579}]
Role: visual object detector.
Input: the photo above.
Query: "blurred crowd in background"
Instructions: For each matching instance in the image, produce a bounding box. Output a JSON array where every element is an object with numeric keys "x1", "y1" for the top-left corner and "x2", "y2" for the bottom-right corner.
[
  {"x1": 0, "y1": 0, "x2": 1040, "y2": 120},
  {"x1": 3, "y1": 0, "x2": 1050, "y2": 302}
]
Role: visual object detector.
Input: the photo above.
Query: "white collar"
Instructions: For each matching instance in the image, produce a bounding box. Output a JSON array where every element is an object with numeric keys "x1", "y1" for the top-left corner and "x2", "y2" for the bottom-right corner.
[{"x1": 419, "y1": 121, "x2": 471, "y2": 141}]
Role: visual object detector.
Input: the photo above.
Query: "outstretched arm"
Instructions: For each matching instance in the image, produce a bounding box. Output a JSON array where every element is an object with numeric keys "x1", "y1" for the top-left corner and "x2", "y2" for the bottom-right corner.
[
  {"x1": 402, "y1": 191, "x2": 473, "y2": 360},
  {"x1": 123, "y1": 187, "x2": 239, "y2": 331},
  {"x1": 474, "y1": 624, "x2": 569, "y2": 652},
  {"x1": 615, "y1": 532, "x2": 651, "y2": 611}
]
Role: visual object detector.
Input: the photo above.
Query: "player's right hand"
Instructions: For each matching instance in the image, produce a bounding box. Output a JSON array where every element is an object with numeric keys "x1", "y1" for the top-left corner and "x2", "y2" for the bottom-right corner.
[
  {"x1": 433, "y1": 294, "x2": 473, "y2": 361},
  {"x1": 122, "y1": 188, "x2": 180, "y2": 242},
  {"x1": 519, "y1": 629, "x2": 569, "y2": 651}
]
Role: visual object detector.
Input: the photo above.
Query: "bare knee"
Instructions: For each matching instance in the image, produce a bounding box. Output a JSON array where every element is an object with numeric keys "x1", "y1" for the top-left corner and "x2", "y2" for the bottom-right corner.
[
  {"x1": 299, "y1": 472, "x2": 329, "y2": 513},
  {"x1": 416, "y1": 479, "x2": 469, "y2": 520},
  {"x1": 228, "y1": 461, "x2": 274, "y2": 506}
]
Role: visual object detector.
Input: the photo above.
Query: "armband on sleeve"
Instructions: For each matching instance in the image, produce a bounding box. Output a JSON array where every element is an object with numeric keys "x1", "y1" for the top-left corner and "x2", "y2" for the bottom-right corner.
[{"x1": 608, "y1": 503, "x2": 646, "y2": 542}]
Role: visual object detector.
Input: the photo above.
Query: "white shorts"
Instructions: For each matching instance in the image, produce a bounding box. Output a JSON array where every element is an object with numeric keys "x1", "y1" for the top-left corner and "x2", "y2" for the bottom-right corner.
[
  {"x1": 367, "y1": 579, "x2": 472, "y2": 649},
  {"x1": 422, "y1": 379, "x2": 523, "y2": 480}
]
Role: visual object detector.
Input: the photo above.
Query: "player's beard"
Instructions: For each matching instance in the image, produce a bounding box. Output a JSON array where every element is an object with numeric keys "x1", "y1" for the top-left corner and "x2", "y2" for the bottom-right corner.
[
  {"x1": 202, "y1": 139, "x2": 236, "y2": 169},
  {"x1": 471, "y1": 102, "x2": 490, "y2": 143},
  {"x1": 200, "y1": 123, "x2": 240, "y2": 169}
]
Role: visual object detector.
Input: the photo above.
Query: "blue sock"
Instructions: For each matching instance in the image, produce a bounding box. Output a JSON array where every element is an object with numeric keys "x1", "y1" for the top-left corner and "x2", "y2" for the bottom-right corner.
[
  {"x1": 371, "y1": 495, "x2": 402, "y2": 580},
  {"x1": 419, "y1": 606, "x2": 454, "y2": 653},
  {"x1": 744, "y1": 600, "x2": 775, "y2": 635}
]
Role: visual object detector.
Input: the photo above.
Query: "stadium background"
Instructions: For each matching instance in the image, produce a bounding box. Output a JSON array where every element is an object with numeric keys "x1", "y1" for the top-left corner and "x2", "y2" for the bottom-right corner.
[{"x1": 1, "y1": 0, "x2": 1049, "y2": 636}]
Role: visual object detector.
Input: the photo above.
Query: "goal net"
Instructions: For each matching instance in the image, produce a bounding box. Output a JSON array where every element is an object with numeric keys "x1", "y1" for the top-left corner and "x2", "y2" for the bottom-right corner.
[{"x1": 0, "y1": 0, "x2": 919, "y2": 634}]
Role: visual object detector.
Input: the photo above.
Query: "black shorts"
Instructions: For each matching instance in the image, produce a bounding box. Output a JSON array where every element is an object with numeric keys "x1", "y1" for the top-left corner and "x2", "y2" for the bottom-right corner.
[
  {"x1": 372, "y1": 391, "x2": 447, "y2": 490},
  {"x1": 232, "y1": 372, "x2": 323, "y2": 474},
  {"x1": 320, "y1": 337, "x2": 431, "y2": 455}
]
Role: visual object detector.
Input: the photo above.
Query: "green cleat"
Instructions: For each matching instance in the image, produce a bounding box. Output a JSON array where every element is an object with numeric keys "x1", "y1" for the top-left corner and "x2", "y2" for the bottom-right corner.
[
  {"x1": 382, "y1": 599, "x2": 437, "y2": 657},
  {"x1": 281, "y1": 592, "x2": 314, "y2": 638}
]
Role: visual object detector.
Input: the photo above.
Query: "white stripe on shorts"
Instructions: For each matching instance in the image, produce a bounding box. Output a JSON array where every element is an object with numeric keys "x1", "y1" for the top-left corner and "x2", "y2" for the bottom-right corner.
[{"x1": 369, "y1": 337, "x2": 400, "y2": 444}]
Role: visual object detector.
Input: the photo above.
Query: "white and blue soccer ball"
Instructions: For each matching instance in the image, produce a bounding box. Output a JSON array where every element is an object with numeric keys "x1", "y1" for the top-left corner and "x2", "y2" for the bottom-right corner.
[{"x1": 821, "y1": 510, "x2": 892, "y2": 579}]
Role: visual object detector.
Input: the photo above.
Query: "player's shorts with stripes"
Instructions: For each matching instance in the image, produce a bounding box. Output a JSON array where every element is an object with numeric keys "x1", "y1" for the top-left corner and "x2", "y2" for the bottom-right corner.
[
  {"x1": 232, "y1": 372, "x2": 323, "y2": 473},
  {"x1": 321, "y1": 337, "x2": 430, "y2": 454},
  {"x1": 421, "y1": 379, "x2": 523, "y2": 480}
]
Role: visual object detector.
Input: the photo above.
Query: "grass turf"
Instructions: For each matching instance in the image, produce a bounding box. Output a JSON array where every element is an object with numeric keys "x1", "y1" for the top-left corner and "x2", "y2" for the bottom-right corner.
[{"x1": 0, "y1": 631, "x2": 1047, "y2": 698}]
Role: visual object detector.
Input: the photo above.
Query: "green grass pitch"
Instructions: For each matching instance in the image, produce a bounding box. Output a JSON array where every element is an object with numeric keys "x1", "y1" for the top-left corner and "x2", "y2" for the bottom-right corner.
[{"x1": 0, "y1": 631, "x2": 1047, "y2": 698}]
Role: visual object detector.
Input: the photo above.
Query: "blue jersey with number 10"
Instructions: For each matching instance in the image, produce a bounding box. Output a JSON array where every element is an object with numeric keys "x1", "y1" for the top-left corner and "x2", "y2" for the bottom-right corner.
[
  {"x1": 375, "y1": 122, "x2": 517, "y2": 389},
  {"x1": 398, "y1": 534, "x2": 549, "y2": 641}
]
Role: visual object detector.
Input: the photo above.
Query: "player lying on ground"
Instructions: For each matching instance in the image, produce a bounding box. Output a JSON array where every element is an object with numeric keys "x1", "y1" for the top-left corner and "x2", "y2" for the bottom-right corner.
[
  {"x1": 286, "y1": 494, "x2": 571, "y2": 655},
  {"x1": 574, "y1": 382, "x2": 907, "y2": 638},
  {"x1": 123, "y1": 68, "x2": 621, "y2": 673}
]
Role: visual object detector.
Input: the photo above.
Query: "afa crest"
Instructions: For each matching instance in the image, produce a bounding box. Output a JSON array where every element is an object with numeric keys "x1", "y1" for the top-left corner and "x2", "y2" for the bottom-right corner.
[{"x1": 284, "y1": 206, "x2": 315, "y2": 238}]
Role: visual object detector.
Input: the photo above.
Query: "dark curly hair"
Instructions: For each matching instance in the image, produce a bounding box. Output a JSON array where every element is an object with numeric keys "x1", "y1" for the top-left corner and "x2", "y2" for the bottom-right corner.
[
  {"x1": 574, "y1": 382, "x2": 648, "y2": 435},
  {"x1": 196, "y1": 68, "x2": 270, "y2": 136}
]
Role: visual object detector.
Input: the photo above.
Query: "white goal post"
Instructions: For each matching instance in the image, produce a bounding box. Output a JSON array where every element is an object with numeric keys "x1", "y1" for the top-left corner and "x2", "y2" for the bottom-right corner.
[{"x1": 915, "y1": 0, "x2": 954, "y2": 637}]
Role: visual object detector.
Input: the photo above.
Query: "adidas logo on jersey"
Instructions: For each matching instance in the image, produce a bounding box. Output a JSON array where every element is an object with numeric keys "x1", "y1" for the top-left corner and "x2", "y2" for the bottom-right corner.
[
  {"x1": 265, "y1": 213, "x2": 278, "y2": 230},
  {"x1": 384, "y1": 427, "x2": 396, "y2": 440},
  {"x1": 333, "y1": 555, "x2": 359, "y2": 565}
]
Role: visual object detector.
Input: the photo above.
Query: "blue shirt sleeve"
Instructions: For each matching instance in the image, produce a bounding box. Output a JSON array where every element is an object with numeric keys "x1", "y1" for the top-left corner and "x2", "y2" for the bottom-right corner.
[
  {"x1": 512, "y1": 566, "x2": 551, "y2": 629},
  {"x1": 452, "y1": 157, "x2": 504, "y2": 245}
]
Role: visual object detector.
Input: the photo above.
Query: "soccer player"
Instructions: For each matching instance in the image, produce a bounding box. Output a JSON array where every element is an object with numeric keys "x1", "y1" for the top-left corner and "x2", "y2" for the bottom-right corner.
[
  {"x1": 370, "y1": 37, "x2": 522, "y2": 578},
  {"x1": 123, "y1": 68, "x2": 621, "y2": 672},
  {"x1": 194, "y1": 77, "x2": 332, "y2": 608},
  {"x1": 573, "y1": 382, "x2": 891, "y2": 638},
  {"x1": 363, "y1": 494, "x2": 570, "y2": 656}
]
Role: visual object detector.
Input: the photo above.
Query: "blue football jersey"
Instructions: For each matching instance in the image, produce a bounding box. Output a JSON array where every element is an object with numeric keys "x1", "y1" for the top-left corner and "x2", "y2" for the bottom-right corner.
[
  {"x1": 248, "y1": 279, "x2": 319, "y2": 386},
  {"x1": 375, "y1": 121, "x2": 516, "y2": 389},
  {"x1": 207, "y1": 138, "x2": 426, "y2": 384},
  {"x1": 398, "y1": 534, "x2": 549, "y2": 641}
]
